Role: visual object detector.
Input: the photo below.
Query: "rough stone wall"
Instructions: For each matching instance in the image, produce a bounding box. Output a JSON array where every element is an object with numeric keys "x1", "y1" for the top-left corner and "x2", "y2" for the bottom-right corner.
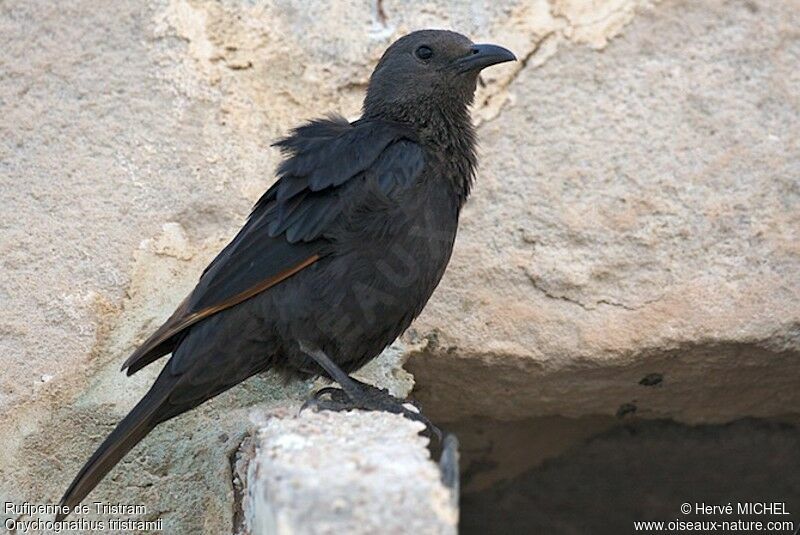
[
  {"x1": 407, "y1": 0, "x2": 800, "y2": 425},
  {"x1": 244, "y1": 411, "x2": 456, "y2": 535},
  {"x1": 1, "y1": 0, "x2": 798, "y2": 533}
]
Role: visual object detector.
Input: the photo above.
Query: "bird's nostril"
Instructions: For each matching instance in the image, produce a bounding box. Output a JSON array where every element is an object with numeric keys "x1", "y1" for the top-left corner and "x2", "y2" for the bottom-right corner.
[{"x1": 471, "y1": 48, "x2": 479, "y2": 54}]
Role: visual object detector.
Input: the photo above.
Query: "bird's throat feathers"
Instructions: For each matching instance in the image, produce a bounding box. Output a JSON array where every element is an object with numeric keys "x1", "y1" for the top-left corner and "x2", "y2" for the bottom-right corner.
[{"x1": 364, "y1": 97, "x2": 478, "y2": 206}]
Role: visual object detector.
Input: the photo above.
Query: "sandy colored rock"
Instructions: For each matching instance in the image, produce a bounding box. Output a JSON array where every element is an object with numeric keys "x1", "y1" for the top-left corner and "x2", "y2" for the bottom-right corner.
[
  {"x1": 407, "y1": 0, "x2": 800, "y2": 424},
  {"x1": 243, "y1": 410, "x2": 456, "y2": 535}
]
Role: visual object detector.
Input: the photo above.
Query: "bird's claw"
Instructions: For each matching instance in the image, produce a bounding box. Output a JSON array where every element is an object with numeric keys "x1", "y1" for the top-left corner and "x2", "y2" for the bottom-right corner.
[
  {"x1": 301, "y1": 383, "x2": 456, "y2": 499},
  {"x1": 302, "y1": 384, "x2": 442, "y2": 443}
]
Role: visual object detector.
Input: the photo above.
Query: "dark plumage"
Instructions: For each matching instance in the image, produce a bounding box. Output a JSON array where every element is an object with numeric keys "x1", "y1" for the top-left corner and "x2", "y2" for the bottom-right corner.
[{"x1": 57, "y1": 29, "x2": 515, "y2": 518}]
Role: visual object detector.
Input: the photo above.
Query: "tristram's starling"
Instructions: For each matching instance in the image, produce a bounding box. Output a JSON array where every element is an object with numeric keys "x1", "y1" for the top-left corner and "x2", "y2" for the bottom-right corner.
[{"x1": 57, "y1": 29, "x2": 515, "y2": 518}]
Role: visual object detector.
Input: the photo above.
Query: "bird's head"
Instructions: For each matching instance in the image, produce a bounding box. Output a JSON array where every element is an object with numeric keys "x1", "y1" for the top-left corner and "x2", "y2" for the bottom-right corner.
[{"x1": 363, "y1": 30, "x2": 516, "y2": 126}]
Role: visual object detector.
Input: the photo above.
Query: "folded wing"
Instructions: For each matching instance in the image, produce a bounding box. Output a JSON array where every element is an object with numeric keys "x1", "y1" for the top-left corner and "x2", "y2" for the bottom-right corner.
[{"x1": 121, "y1": 115, "x2": 423, "y2": 375}]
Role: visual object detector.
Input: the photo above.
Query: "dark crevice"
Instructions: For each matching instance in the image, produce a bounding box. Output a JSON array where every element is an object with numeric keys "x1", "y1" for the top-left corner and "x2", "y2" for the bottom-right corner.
[
  {"x1": 229, "y1": 434, "x2": 253, "y2": 535},
  {"x1": 457, "y1": 417, "x2": 800, "y2": 535},
  {"x1": 373, "y1": 0, "x2": 388, "y2": 28}
]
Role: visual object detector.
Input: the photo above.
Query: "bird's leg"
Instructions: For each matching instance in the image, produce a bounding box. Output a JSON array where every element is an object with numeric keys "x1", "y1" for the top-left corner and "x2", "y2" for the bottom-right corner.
[
  {"x1": 298, "y1": 341, "x2": 441, "y2": 442},
  {"x1": 299, "y1": 341, "x2": 460, "y2": 497}
]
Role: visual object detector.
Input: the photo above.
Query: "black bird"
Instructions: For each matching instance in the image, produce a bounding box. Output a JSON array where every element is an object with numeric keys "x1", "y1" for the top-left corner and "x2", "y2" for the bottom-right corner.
[{"x1": 57, "y1": 29, "x2": 515, "y2": 518}]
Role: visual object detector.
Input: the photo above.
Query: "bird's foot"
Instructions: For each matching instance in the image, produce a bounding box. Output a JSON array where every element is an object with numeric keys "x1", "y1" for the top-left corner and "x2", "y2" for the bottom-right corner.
[
  {"x1": 302, "y1": 383, "x2": 442, "y2": 442},
  {"x1": 302, "y1": 385, "x2": 459, "y2": 499}
]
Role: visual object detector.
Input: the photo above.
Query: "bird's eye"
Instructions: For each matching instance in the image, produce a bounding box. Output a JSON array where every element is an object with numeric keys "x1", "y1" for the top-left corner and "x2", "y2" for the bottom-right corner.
[{"x1": 415, "y1": 46, "x2": 433, "y2": 61}]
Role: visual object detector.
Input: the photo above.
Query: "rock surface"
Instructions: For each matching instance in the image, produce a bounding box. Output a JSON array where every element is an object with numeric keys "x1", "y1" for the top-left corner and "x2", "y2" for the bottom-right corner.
[
  {"x1": 407, "y1": 0, "x2": 800, "y2": 425},
  {"x1": 243, "y1": 411, "x2": 456, "y2": 535},
  {"x1": 1, "y1": 0, "x2": 798, "y2": 533}
]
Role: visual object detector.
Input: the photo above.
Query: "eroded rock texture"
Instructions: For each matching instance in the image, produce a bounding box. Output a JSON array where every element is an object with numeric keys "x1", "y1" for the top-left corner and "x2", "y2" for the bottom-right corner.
[
  {"x1": 1, "y1": 0, "x2": 797, "y2": 533},
  {"x1": 407, "y1": 0, "x2": 800, "y2": 425},
  {"x1": 244, "y1": 411, "x2": 456, "y2": 535}
]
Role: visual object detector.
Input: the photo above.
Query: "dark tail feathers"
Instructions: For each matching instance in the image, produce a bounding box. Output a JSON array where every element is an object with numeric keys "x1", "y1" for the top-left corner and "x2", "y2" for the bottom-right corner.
[{"x1": 56, "y1": 385, "x2": 170, "y2": 521}]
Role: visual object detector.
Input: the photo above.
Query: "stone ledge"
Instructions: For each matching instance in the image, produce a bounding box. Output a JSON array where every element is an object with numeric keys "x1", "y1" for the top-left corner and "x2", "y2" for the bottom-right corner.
[{"x1": 240, "y1": 410, "x2": 457, "y2": 535}]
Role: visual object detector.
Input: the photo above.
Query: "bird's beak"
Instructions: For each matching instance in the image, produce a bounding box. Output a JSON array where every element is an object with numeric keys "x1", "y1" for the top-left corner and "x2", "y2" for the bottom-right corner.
[{"x1": 455, "y1": 44, "x2": 516, "y2": 74}]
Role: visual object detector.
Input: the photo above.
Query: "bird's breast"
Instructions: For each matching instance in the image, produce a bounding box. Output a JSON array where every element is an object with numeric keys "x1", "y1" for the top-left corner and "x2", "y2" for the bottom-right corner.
[
  {"x1": 292, "y1": 181, "x2": 459, "y2": 362},
  {"x1": 336, "y1": 182, "x2": 459, "y2": 297}
]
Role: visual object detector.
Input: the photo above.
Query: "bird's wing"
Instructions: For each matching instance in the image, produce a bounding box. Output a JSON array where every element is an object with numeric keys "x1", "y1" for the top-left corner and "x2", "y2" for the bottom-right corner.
[{"x1": 121, "y1": 115, "x2": 423, "y2": 375}]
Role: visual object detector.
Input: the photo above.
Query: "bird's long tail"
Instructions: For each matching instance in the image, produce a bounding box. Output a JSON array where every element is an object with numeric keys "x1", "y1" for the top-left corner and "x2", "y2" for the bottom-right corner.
[{"x1": 56, "y1": 380, "x2": 173, "y2": 521}]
